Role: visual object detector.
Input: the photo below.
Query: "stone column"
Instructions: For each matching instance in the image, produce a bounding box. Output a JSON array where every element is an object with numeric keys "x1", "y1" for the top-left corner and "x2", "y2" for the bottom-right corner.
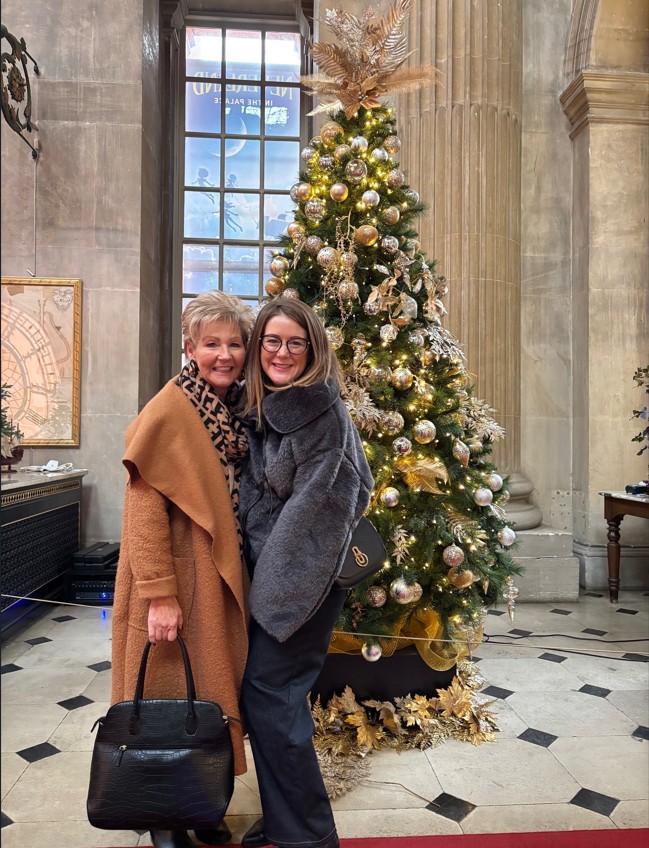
[{"x1": 396, "y1": 0, "x2": 541, "y2": 529}]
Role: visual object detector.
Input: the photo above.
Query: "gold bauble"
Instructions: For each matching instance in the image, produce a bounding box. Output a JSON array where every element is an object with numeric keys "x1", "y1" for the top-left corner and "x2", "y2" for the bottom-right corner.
[
  {"x1": 281, "y1": 288, "x2": 300, "y2": 300},
  {"x1": 320, "y1": 121, "x2": 344, "y2": 146},
  {"x1": 449, "y1": 569, "x2": 474, "y2": 590},
  {"x1": 330, "y1": 182, "x2": 349, "y2": 202},
  {"x1": 382, "y1": 206, "x2": 401, "y2": 225},
  {"x1": 338, "y1": 281, "x2": 359, "y2": 300},
  {"x1": 422, "y1": 349, "x2": 435, "y2": 365},
  {"x1": 265, "y1": 277, "x2": 286, "y2": 296},
  {"x1": 354, "y1": 225, "x2": 379, "y2": 246},
  {"x1": 295, "y1": 181, "x2": 314, "y2": 201},
  {"x1": 391, "y1": 367, "x2": 414, "y2": 390},
  {"x1": 287, "y1": 222, "x2": 305, "y2": 239}
]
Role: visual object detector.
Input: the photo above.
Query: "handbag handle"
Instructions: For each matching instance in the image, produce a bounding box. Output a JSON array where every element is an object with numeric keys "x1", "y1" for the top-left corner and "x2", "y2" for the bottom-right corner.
[{"x1": 130, "y1": 634, "x2": 199, "y2": 735}]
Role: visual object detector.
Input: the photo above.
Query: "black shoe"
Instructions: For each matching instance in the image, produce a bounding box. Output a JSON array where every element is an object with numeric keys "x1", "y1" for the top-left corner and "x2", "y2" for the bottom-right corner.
[
  {"x1": 150, "y1": 831, "x2": 195, "y2": 848},
  {"x1": 194, "y1": 821, "x2": 232, "y2": 845},
  {"x1": 241, "y1": 818, "x2": 268, "y2": 848}
]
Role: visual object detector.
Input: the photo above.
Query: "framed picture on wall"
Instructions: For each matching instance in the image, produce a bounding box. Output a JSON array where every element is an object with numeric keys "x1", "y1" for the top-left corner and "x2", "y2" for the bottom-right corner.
[{"x1": 1, "y1": 277, "x2": 82, "y2": 446}]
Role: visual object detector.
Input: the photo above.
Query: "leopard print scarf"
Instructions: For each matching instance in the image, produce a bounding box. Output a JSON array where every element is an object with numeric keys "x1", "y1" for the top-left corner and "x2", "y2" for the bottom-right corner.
[{"x1": 178, "y1": 362, "x2": 248, "y2": 552}]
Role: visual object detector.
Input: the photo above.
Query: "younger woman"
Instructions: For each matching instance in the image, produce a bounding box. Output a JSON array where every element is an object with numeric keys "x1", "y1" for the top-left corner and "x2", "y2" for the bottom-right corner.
[{"x1": 239, "y1": 299, "x2": 373, "y2": 848}]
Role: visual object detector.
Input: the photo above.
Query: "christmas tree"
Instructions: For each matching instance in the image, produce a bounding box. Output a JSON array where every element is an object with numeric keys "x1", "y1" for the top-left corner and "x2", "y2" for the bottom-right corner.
[{"x1": 265, "y1": 0, "x2": 521, "y2": 671}]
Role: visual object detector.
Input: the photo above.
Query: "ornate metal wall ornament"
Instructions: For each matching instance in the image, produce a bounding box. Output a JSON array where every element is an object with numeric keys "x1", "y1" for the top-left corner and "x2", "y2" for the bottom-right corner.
[{"x1": 1, "y1": 24, "x2": 40, "y2": 158}]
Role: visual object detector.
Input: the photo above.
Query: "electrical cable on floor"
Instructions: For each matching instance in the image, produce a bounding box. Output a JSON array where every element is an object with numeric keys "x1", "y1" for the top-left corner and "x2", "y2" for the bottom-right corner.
[{"x1": 361, "y1": 779, "x2": 438, "y2": 806}]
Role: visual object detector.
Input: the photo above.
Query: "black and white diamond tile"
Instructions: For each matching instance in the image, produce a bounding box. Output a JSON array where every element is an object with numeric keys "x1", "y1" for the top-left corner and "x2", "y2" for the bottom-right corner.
[
  {"x1": 1, "y1": 812, "x2": 13, "y2": 828},
  {"x1": 57, "y1": 694, "x2": 94, "y2": 711},
  {"x1": 616, "y1": 608, "x2": 639, "y2": 616},
  {"x1": 582, "y1": 628, "x2": 608, "y2": 636},
  {"x1": 517, "y1": 727, "x2": 558, "y2": 748},
  {"x1": 24, "y1": 636, "x2": 52, "y2": 646},
  {"x1": 539, "y1": 653, "x2": 567, "y2": 663},
  {"x1": 51, "y1": 615, "x2": 76, "y2": 623},
  {"x1": 427, "y1": 792, "x2": 476, "y2": 822},
  {"x1": 579, "y1": 684, "x2": 611, "y2": 698},
  {"x1": 16, "y1": 742, "x2": 60, "y2": 763},
  {"x1": 87, "y1": 660, "x2": 111, "y2": 672},
  {"x1": 550, "y1": 608, "x2": 572, "y2": 616},
  {"x1": 570, "y1": 787, "x2": 619, "y2": 817},
  {"x1": 482, "y1": 685, "x2": 514, "y2": 700},
  {"x1": 1, "y1": 664, "x2": 22, "y2": 675},
  {"x1": 632, "y1": 725, "x2": 649, "y2": 741}
]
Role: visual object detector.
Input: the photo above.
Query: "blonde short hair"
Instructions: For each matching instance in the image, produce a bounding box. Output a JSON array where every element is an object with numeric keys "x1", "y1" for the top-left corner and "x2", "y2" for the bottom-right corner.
[
  {"x1": 243, "y1": 299, "x2": 343, "y2": 425},
  {"x1": 182, "y1": 290, "x2": 255, "y2": 346}
]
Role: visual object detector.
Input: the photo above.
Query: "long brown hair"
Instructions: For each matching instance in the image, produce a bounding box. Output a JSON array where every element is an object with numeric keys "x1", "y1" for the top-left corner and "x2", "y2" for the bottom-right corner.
[{"x1": 244, "y1": 299, "x2": 343, "y2": 426}]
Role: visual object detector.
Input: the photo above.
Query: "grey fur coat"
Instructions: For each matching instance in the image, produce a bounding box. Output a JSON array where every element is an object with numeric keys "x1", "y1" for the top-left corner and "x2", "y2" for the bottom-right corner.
[{"x1": 240, "y1": 381, "x2": 374, "y2": 642}]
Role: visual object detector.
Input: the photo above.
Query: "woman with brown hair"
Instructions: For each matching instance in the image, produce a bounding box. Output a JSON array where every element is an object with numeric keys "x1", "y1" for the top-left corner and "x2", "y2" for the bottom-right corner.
[
  {"x1": 110, "y1": 290, "x2": 254, "y2": 848},
  {"x1": 239, "y1": 299, "x2": 374, "y2": 848}
]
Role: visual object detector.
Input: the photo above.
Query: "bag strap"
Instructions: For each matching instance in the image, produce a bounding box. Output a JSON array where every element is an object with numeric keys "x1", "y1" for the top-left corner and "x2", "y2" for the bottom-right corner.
[{"x1": 130, "y1": 634, "x2": 199, "y2": 734}]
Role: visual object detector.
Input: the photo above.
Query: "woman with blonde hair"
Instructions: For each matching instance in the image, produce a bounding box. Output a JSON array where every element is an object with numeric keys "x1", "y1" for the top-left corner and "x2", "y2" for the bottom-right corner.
[
  {"x1": 110, "y1": 290, "x2": 254, "y2": 848},
  {"x1": 239, "y1": 299, "x2": 374, "y2": 848}
]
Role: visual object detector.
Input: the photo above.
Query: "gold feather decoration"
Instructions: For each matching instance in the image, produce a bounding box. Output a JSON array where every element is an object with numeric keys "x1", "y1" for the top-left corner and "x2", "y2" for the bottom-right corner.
[
  {"x1": 397, "y1": 455, "x2": 449, "y2": 495},
  {"x1": 301, "y1": 0, "x2": 439, "y2": 118}
]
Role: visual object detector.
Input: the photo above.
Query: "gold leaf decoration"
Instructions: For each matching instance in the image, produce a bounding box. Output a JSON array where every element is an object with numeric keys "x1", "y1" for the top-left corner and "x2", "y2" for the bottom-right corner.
[
  {"x1": 301, "y1": 0, "x2": 439, "y2": 117},
  {"x1": 397, "y1": 455, "x2": 449, "y2": 494},
  {"x1": 436, "y1": 677, "x2": 473, "y2": 719}
]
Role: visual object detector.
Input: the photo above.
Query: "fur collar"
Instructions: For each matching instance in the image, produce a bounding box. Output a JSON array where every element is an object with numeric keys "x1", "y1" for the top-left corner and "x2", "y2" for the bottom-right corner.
[{"x1": 260, "y1": 381, "x2": 340, "y2": 433}]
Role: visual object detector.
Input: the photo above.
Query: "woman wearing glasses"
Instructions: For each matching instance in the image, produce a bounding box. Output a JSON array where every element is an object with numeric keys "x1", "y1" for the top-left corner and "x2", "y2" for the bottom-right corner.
[{"x1": 239, "y1": 299, "x2": 373, "y2": 848}]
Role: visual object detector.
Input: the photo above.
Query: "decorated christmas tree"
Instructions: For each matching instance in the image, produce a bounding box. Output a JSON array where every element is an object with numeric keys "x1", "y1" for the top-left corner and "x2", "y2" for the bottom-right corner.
[{"x1": 265, "y1": 0, "x2": 521, "y2": 672}]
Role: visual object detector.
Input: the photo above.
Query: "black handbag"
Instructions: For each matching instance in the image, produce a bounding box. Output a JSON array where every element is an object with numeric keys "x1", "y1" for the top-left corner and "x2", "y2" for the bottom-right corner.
[
  {"x1": 87, "y1": 634, "x2": 234, "y2": 830},
  {"x1": 336, "y1": 516, "x2": 388, "y2": 588}
]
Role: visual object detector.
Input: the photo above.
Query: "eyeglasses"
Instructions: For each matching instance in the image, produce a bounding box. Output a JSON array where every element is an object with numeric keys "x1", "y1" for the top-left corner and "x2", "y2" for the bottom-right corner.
[{"x1": 260, "y1": 335, "x2": 310, "y2": 355}]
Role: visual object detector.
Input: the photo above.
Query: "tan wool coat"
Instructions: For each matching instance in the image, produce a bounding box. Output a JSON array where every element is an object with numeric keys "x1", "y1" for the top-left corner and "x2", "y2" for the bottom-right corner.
[{"x1": 111, "y1": 379, "x2": 249, "y2": 775}]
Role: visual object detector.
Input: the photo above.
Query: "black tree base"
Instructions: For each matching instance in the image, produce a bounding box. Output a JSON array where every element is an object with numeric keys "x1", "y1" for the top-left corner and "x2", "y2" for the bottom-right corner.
[{"x1": 311, "y1": 646, "x2": 457, "y2": 704}]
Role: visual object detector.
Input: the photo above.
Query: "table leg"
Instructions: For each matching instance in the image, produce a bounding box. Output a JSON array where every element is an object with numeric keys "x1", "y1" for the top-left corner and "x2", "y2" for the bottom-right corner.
[{"x1": 606, "y1": 516, "x2": 623, "y2": 604}]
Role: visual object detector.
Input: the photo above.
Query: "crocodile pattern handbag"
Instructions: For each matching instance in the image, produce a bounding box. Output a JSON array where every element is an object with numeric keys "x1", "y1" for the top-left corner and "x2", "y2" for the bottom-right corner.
[
  {"x1": 87, "y1": 634, "x2": 234, "y2": 830},
  {"x1": 336, "y1": 516, "x2": 388, "y2": 588}
]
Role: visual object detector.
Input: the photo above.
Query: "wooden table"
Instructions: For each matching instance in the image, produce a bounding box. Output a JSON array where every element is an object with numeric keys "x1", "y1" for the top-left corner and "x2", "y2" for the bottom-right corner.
[{"x1": 599, "y1": 491, "x2": 649, "y2": 603}]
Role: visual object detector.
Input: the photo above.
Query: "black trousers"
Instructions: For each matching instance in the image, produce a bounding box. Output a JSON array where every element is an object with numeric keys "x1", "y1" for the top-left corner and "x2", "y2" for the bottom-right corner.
[{"x1": 241, "y1": 586, "x2": 347, "y2": 848}]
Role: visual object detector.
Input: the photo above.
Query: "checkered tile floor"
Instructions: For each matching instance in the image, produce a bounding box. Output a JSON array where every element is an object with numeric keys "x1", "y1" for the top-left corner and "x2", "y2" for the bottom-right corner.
[{"x1": 1, "y1": 591, "x2": 648, "y2": 845}]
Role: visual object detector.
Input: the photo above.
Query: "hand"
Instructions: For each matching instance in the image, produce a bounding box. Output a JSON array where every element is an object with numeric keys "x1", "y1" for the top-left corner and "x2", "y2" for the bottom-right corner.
[{"x1": 148, "y1": 596, "x2": 183, "y2": 643}]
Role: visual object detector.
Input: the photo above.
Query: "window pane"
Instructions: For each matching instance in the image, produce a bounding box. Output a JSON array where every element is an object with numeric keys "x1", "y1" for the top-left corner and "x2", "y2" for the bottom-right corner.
[
  {"x1": 186, "y1": 82, "x2": 221, "y2": 133},
  {"x1": 265, "y1": 85, "x2": 300, "y2": 137},
  {"x1": 223, "y1": 245, "x2": 260, "y2": 296},
  {"x1": 185, "y1": 138, "x2": 221, "y2": 188},
  {"x1": 184, "y1": 191, "x2": 220, "y2": 239},
  {"x1": 226, "y1": 30, "x2": 261, "y2": 81},
  {"x1": 226, "y1": 89, "x2": 261, "y2": 135},
  {"x1": 186, "y1": 27, "x2": 222, "y2": 78},
  {"x1": 222, "y1": 140, "x2": 260, "y2": 190},
  {"x1": 223, "y1": 193, "x2": 260, "y2": 240},
  {"x1": 264, "y1": 141, "x2": 300, "y2": 190},
  {"x1": 183, "y1": 245, "x2": 220, "y2": 294},
  {"x1": 265, "y1": 32, "x2": 300, "y2": 79},
  {"x1": 263, "y1": 194, "x2": 296, "y2": 240}
]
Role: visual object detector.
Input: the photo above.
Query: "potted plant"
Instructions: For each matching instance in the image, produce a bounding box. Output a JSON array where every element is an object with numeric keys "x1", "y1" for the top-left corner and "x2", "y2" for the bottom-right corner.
[
  {"x1": 626, "y1": 365, "x2": 648, "y2": 495},
  {"x1": 1, "y1": 384, "x2": 24, "y2": 473}
]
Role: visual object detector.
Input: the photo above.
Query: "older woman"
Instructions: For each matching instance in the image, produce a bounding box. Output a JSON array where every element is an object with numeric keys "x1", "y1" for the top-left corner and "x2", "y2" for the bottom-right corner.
[
  {"x1": 110, "y1": 290, "x2": 254, "y2": 848},
  {"x1": 239, "y1": 299, "x2": 374, "y2": 848}
]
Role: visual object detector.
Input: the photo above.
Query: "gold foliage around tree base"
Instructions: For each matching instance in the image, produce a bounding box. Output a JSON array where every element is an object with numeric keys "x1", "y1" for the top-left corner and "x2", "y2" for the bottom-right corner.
[{"x1": 312, "y1": 661, "x2": 497, "y2": 799}]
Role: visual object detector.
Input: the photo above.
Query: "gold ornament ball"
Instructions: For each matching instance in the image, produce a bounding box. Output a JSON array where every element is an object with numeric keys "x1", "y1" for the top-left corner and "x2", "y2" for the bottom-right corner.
[
  {"x1": 330, "y1": 182, "x2": 349, "y2": 202},
  {"x1": 383, "y1": 135, "x2": 402, "y2": 154},
  {"x1": 422, "y1": 349, "x2": 435, "y2": 365},
  {"x1": 366, "y1": 586, "x2": 387, "y2": 608},
  {"x1": 382, "y1": 410, "x2": 404, "y2": 434},
  {"x1": 381, "y1": 487, "x2": 400, "y2": 508},
  {"x1": 340, "y1": 250, "x2": 358, "y2": 268},
  {"x1": 345, "y1": 158, "x2": 368, "y2": 183},
  {"x1": 320, "y1": 121, "x2": 344, "y2": 146},
  {"x1": 316, "y1": 246, "x2": 339, "y2": 268},
  {"x1": 295, "y1": 181, "x2": 314, "y2": 201},
  {"x1": 287, "y1": 222, "x2": 305, "y2": 239},
  {"x1": 417, "y1": 382, "x2": 435, "y2": 404},
  {"x1": 413, "y1": 420, "x2": 436, "y2": 443},
  {"x1": 361, "y1": 642, "x2": 383, "y2": 662},
  {"x1": 382, "y1": 206, "x2": 401, "y2": 225},
  {"x1": 265, "y1": 277, "x2": 285, "y2": 297},
  {"x1": 334, "y1": 144, "x2": 352, "y2": 161},
  {"x1": 442, "y1": 544, "x2": 465, "y2": 568},
  {"x1": 405, "y1": 188, "x2": 420, "y2": 204},
  {"x1": 281, "y1": 288, "x2": 300, "y2": 300},
  {"x1": 386, "y1": 168, "x2": 405, "y2": 188},
  {"x1": 304, "y1": 235, "x2": 324, "y2": 255},
  {"x1": 364, "y1": 299, "x2": 380, "y2": 316},
  {"x1": 450, "y1": 569, "x2": 474, "y2": 590},
  {"x1": 370, "y1": 364, "x2": 393, "y2": 385},
  {"x1": 304, "y1": 198, "x2": 327, "y2": 221},
  {"x1": 410, "y1": 582, "x2": 423, "y2": 602},
  {"x1": 379, "y1": 323, "x2": 398, "y2": 343},
  {"x1": 338, "y1": 280, "x2": 359, "y2": 300},
  {"x1": 310, "y1": 135, "x2": 322, "y2": 146},
  {"x1": 354, "y1": 225, "x2": 379, "y2": 246},
  {"x1": 453, "y1": 440, "x2": 471, "y2": 468},
  {"x1": 325, "y1": 325, "x2": 345, "y2": 350},
  {"x1": 391, "y1": 367, "x2": 414, "y2": 390},
  {"x1": 269, "y1": 256, "x2": 290, "y2": 277}
]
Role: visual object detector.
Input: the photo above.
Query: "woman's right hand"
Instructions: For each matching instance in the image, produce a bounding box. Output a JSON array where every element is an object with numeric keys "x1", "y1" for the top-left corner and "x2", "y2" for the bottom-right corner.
[{"x1": 148, "y1": 596, "x2": 183, "y2": 643}]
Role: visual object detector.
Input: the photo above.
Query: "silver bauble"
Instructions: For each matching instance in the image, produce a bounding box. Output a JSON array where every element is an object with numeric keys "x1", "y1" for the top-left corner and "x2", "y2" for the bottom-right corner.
[
  {"x1": 401, "y1": 295, "x2": 418, "y2": 320},
  {"x1": 304, "y1": 235, "x2": 324, "y2": 255},
  {"x1": 410, "y1": 582, "x2": 423, "y2": 602},
  {"x1": 269, "y1": 255, "x2": 290, "y2": 277},
  {"x1": 301, "y1": 146, "x2": 316, "y2": 164},
  {"x1": 381, "y1": 487, "x2": 400, "y2": 508},
  {"x1": 281, "y1": 287, "x2": 300, "y2": 300},
  {"x1": 486, "y1": 473, "x2": 504, "y2": 492},
  {"x1": 370, "y1": 147, "x2": 389, "y2": 162},
  {"x1": 473, "y1": 487, "x2": 494, "y2": 507},
  {"x1": 498, "y1": 527, "x2": 516, "y2": 547},
  {"x1": 381, "y1": 235, "x2": 399, "y2": 255},
  {"x1": 340, "y1": 250, "x2": 358, "y2": 268},
  {"x1": 320, "y1": 121, "x2": 344, "y2": 146},
  {"x1": 361, "y1": 642, "x2": 383, "y2": 662},
  {"x1": 345, "y1": 158, "x2": 368, "y2": 183},
  {"x1": 333, "y1": 144, "x2": 352, "y2": 161},
  {"x1": 316, "y1": 246, "x2": 339, "y2": 268},
  {"x1": 318, "y1": 154, "x2": 335, "y2": 171},
  {"x1": 362, "y1": 189, "x2": 380, "y2": 207},
  {"x1": 380, "y1": 323, "x2": 398, "y2": 343},
  {"x1": 390, "y1": 578, "x2": 414, "y2": 604},
  {"x1": 408, "y1": 330, "x2": 425, "y2": 348},
  {"x1": 370, "y1": 365, "x2": 393, "y2": 385},
  {"x1": 382, "y1": 410, "x2": 404, "y2": 434},
  {"x1": 391, "y1": 367, "x2": 414, "y2": 390},
  {"x1": 351, "y1": 135, "x2": 369, "y2": 152},
  {"x1": 325, "y1": 326, "x2": 344, "y2": 350},
  {"x1": 383, "y1": 135, "x2": 402, "y2": 154},
  {"x1": 413, "y1": 420, "x2": 436, "y2": 444},
  {"x1": 392, "y1": 436, "x2": 412, "y2": 456},
  {"x1": 366, "y1": 586, "x2": 387, "y2": 608},
  {"x1": 363, "y1": 299, "x2": 381, "y2": 316},
  {"x1": 405, "y1": 189, "x2": 420, "y2": 204},
  {"x1": 386, "y1": 168, "x2": 405, "y2": 188},
  {"x1": 442, "y1": 544, "x2": 465, "y2": 568},
  {"x1": 304, "y1": 198, "x2": 327, "y2": 221},
  {"x1": 338, "y1": 280, "x2": 359, "y2": 300},
  {"x1": 330, "y1": 182, "x2": 349, "y2": 202},
  {"x1": 382, "y1": 206, "x2": 401, "y2": 225}
]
